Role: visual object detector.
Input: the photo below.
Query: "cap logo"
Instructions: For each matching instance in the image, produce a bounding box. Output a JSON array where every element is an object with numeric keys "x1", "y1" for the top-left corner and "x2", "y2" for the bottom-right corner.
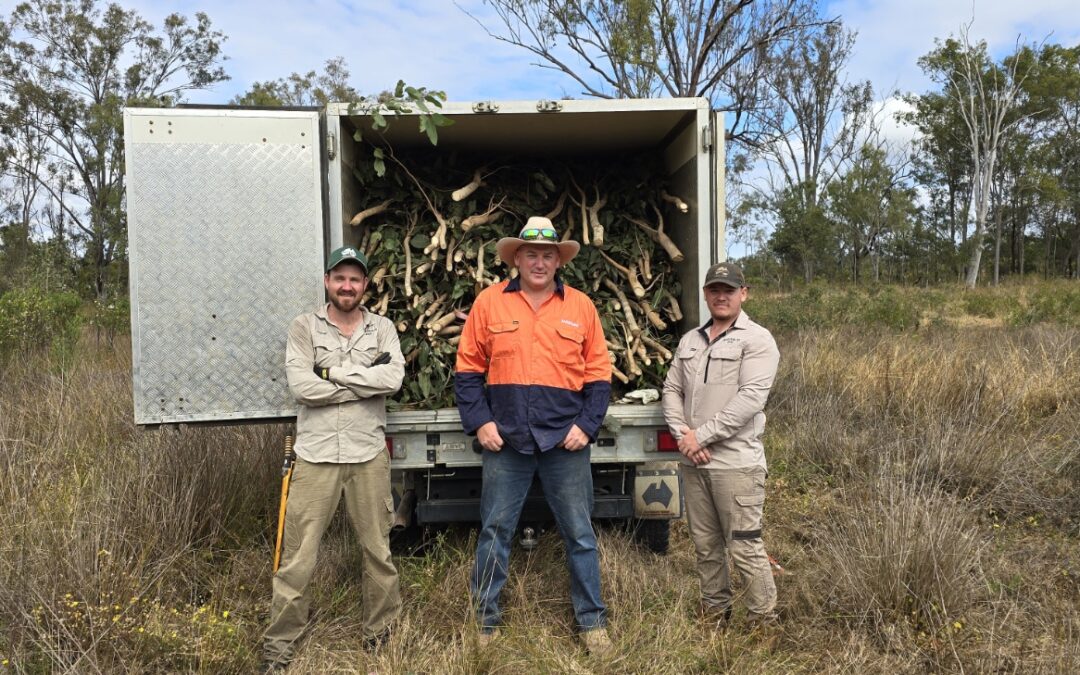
[{"x1": 342, "y1": 248, "x2": 356, "y2": 257}]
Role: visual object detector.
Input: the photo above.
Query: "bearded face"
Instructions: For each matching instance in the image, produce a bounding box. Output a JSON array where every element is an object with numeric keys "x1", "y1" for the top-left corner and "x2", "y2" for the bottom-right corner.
[{"x1": 324, "y1": 262, "x2": 368, "y2": 313}]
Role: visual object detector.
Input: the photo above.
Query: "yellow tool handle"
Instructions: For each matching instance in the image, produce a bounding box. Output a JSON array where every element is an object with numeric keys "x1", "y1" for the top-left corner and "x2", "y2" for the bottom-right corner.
[{"x1": 272, "y1": 435, "x2": 295, "y2": 574}]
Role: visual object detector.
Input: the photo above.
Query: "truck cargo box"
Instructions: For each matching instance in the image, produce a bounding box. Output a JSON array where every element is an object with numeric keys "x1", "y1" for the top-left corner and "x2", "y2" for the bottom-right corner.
[
  {"x1": 123, "y1": 99, "x2": 723, "y2": 529},
  {"x1": 124, "y1": 98, "x2": 724, "y2": 428}
]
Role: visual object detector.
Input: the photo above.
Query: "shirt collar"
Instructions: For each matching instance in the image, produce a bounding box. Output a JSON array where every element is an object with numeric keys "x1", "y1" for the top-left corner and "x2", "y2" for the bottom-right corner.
[
  {"x1": 698, "y1": 310, "x2": 748, "y2": 343},
  {"x1": 315, "y1": 303, "x2": 369, "y2": 328},
  {"x1": 504, "y1": 273, "x2": 565, "y2": 297}
]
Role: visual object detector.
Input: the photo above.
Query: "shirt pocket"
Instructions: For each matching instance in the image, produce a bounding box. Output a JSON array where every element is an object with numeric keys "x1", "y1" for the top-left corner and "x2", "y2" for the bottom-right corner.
[
  {"x1": 486, "y1": 321, "x2": 520, "y2": 361},
  {"x1": 707, "y1": 345, "x2": 743, "y2": 385},
  {"x1": 675, "y1": 346, "x2": 698, "y2": 381},
  {"x1": 348, "y1": 328, "x2": 380, "y2": 366},
  {"x1": 311, "y1": 327, "x2": 342, "y2": 367},
  {"x1": 676, "y1": 346, "x2": 699, "y2": 362},
  {"x1": 554, "y1": 325, "x2": 585, "y2": 365}
]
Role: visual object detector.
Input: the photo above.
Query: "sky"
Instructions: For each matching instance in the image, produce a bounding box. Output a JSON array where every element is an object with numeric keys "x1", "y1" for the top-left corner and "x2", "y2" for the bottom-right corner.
[
  {"x1": 111, "y1": 0, "x2": 1080, "y2": 106},
  {"x1": 102, "y1": 0, "x2": 1077, "y2": 258},
  {"x1": 7, "y1": 0, "x2": 1074, "y2": 256}
]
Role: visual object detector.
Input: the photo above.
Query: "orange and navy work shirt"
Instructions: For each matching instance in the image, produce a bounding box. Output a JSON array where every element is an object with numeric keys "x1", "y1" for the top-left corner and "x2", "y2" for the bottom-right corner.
[{"x1": 454, "y1": 275, "x2": 612, "y2": 453}]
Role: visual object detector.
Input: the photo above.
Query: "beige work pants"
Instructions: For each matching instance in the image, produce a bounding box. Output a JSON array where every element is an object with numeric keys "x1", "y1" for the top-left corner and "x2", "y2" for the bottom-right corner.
[
  {"x1": 682, "y1": 465, "x2": 776, "y2": 617},
  {"x1": 263, "y1": 453, "x2": 401, "y2": 662}
]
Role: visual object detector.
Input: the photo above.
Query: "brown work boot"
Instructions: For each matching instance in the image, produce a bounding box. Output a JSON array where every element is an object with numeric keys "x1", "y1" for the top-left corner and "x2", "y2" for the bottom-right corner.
[
  {"x1": 580, "y1": 627, "x2": 614, "y2": 658},
  {"x1": 477, "y1": 627, "x2": 500, "y2": 648},
  {"x1": 746, "y1": 611, "x2": 779, "y2": 629},
  {"x1": 699, "y1": 601, "x2": 733, "y2": 629}
]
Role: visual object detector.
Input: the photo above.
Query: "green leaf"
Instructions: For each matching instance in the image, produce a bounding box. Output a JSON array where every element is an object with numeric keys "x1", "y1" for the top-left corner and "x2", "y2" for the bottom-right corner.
[
  {"x1": 373, "y1": 147, "x2": 385, "y2": 159},
  {"x1": 405, "y1": 86, "x2": 419, "y2": 99},
  {"x1": 374, "y1": 158, "x2": 386, "y2": 177},
  {"x1": 410, "y1": 233, "x2": 431, "y2": 249},
  {"x1": 353, "y1": 128, "x2": 363, "y2": 142},
  {"x1": 394, "y1": 80, "x2": 405, "y2": 98},
  {"x1": 431, "y1": 112, "x2": 453, "y2": 127},
  {"x1": 372, "y1": 111, "x2": 387, "y2": 129},
  {"x1": 423, "y1": 117, "x2": 439, "y2": 145},
  {"x1": 419, "y1": 371, "x2": 431, "y2": 398}
]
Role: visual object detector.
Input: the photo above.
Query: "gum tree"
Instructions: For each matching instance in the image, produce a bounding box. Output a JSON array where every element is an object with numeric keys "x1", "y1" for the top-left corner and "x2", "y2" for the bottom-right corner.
[
  {"x1": 917, "y1": 29, "x2": 1029, "y2": 288},
  {"x1": 0, "y1": 0, "x2": 228, "y2": 298}
]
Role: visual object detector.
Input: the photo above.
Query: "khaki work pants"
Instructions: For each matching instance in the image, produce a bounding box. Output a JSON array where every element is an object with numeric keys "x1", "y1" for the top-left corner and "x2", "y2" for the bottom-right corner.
[
  {"x1": 682, "y1": 465, "x2": 776, "y2": 617},
  {"x1": 263, "y1": 453, "x2": 401, "y2": 662}
]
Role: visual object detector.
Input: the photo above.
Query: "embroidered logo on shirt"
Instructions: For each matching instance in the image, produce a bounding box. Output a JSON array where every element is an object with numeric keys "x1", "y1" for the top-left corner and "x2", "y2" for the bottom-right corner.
[{"x1": 560, "y1": 319, "x2": 581, "y2": 329}]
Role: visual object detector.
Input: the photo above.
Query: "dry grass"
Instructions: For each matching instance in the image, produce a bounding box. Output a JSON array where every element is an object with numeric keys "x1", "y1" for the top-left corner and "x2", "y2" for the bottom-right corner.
[{"x1": 1, "y1": 298, "x2": 1078, "y2": 673}]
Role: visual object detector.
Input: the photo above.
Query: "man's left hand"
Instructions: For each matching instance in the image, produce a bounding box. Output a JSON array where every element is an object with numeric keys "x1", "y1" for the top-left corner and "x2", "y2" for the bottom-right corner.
[{"x1": 560, "y1": 424, "x2": 590, "y2": 452}]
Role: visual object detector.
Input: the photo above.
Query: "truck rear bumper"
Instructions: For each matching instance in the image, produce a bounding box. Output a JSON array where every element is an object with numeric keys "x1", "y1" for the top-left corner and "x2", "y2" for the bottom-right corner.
[{"x1": 416, "y1": 494, "x2": 634, "y2": 524}]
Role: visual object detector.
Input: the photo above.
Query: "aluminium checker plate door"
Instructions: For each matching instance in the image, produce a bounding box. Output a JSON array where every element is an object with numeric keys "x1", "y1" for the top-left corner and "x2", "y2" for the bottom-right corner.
[{"x1": 124, "y1": 108, "x2": 326, "y2": 425}]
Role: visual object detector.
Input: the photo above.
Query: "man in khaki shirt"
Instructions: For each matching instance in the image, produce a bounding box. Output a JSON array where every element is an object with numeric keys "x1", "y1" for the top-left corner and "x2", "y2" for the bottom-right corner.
[
  {"x1": 661, "y1": 261, "x2": 779, "y2": 628},
  {"x1": 263, "y1": 246, "x2": 405, "y2": 670}
]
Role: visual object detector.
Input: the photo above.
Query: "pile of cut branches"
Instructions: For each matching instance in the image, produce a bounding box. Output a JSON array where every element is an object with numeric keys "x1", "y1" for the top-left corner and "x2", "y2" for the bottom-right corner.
[{"x1": 351, "y1": 145, "x2": 689, "y2": 409}]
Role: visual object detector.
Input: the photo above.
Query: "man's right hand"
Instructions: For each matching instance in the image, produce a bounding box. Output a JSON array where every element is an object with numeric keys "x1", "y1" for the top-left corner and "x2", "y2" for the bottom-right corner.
[
  {"x1": 476, "y1": 421, "x2": 504, "y2": 452},
  {"x1": 678, "y1": 426, "x2": 711, "y2": 465}
]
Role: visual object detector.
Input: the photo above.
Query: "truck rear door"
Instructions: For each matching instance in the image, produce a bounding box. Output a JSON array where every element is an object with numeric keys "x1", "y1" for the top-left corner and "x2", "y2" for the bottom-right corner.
[
  {"x1": 710, "y1": 109, "x2": 726, "y2": 262},
  {"x1": 123, "y1": 107, "x2": 327, "y2": 425}
]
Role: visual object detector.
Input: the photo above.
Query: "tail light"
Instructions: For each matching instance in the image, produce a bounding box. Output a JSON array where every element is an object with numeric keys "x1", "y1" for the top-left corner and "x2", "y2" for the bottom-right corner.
[{"x1": 657, "y1": 430, "x2": 679, "y2": 452}]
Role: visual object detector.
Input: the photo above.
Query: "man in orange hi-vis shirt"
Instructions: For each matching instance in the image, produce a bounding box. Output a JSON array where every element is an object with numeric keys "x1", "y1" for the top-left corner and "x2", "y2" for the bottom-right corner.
[{"x1": 455, "y1": 217, "x2": 614, "y2": 657}]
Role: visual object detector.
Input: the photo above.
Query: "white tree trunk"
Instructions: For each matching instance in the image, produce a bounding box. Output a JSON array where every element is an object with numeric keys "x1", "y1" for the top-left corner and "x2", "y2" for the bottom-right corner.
[{"x1": 950, "y1": 29, "x2": 1027, "y2": 289}]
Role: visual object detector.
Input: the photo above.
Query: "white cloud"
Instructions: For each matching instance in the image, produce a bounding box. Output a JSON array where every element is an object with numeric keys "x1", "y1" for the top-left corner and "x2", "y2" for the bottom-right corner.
[
  {"x1": 124, "y1": 0, "x2": 577, "y2": 103},
  {"x1": 122, "y1": 0, "x2": 1080, "y2": 107},
  {"x1": 827, "y1": 0, "x2": 1080, "y2": 96}
]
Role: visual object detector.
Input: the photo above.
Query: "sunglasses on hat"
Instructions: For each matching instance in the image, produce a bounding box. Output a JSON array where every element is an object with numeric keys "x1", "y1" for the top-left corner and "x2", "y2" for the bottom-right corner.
[{"x1": 520, "y1": 227, "x2": 558, "y2": 242}]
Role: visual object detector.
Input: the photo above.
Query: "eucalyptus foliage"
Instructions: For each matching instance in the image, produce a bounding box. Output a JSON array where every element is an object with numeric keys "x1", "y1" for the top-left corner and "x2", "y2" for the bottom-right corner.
[{"x1": 350, "y1": 145, "x2": 687, "y2": 409}]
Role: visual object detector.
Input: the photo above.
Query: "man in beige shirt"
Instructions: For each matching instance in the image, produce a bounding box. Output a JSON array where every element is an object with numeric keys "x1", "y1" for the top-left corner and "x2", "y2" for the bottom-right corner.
[
  {"x1": 661, "y1": 261, "x2": 779, "y2": 628},
  {"x1": 263, "y1": 246, "x2": 405, "y2": 671}
]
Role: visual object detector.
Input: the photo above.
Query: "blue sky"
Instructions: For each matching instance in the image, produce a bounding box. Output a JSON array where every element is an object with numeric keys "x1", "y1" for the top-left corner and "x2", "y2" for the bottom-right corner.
[
  {"x1": 116, "y1": 0, "x2": 1080, "y2": 105},
  {"x1": 110, "y1": 0, "x2": 1078, "y2": 257}
]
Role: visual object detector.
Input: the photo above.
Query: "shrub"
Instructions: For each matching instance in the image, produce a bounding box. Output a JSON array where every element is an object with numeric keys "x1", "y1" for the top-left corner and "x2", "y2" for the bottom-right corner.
[
  {"x1": 855, "y1": 286, "x2": 921, "y2": 330},
  {"x1": 1011, "y1": 282, "x2": 1080, "y2": 326},
  {"x1": 0, "y1": 287, "x2": 81, "y2": 360},
  {"x1": 85, "y1": 297, "x2": 132, "y2": 337},
  {"x1": 962, "y1": 289, "x2": 1004, "y2": 318}
]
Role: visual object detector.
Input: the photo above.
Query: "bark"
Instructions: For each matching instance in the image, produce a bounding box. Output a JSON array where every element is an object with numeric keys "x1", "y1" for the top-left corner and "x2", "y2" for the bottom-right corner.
[{"x1": 993, "y1": 201, "x2": 1003, "y2": 285}]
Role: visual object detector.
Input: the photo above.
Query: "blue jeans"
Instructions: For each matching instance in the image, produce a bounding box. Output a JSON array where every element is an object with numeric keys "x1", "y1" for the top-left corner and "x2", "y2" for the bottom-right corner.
[{"x1": 471, "y1": 444, "x2": 607, "y2": 631}]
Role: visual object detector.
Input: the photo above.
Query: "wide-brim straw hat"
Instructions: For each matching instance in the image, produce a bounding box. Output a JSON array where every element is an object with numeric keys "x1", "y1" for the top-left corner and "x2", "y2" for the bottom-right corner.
[{"x1": 496, "y1": 217, "x2": 581, "y2": 265}]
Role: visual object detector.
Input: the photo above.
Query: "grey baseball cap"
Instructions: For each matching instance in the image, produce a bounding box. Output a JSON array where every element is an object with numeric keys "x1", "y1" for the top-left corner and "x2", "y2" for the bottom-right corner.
[
  {"x1": 326, "y1": 245, "x2": 369, "y2": 274},
  {"x1": 703, "y1": 261, "x2": 745, "y2": 288}
]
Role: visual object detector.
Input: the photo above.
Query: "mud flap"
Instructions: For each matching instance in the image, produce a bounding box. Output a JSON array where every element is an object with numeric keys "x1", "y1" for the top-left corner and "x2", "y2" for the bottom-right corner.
[{"x1": 633, "y1": 461, "x2": 682, "y2": 519}]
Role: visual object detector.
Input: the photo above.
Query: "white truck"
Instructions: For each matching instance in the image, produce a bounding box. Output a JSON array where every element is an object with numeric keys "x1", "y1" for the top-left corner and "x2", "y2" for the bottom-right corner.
[{"x1": 122, "y1": 98, "x2": 725, "y2": 552}]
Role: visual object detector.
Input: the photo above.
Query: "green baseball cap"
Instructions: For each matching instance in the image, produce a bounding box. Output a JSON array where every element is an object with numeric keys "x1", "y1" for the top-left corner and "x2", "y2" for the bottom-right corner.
[
  {"x1": 703, "y1": 261, "x2": 745, "y2": 288},
  {"x1": 326, "y1": 245, "x2": 369, "y2": 274}
]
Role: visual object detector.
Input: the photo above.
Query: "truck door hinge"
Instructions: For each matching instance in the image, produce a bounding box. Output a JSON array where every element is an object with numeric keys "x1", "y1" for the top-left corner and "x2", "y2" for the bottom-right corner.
[
  {"x1": 326, "y1": 132, "x2": 337, "y2": 159},
  {"x1": 702, "y1": 124, "x2": 713, "y2": 152},
  {"x1": 472, "y1": 101, "x2": 500, "y2": 114},
  {"x1": 536, "y1": 99, "x2": 563, "y2": 113}
]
